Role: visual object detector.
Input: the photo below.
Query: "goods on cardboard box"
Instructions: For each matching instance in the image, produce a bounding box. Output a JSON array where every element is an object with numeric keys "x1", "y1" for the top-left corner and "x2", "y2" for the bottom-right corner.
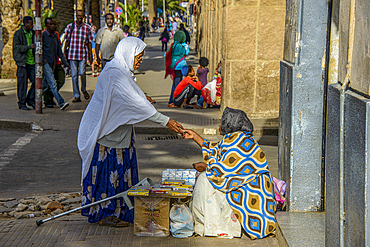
[
  {"x1": 128, "y1": 186, "x2": 151, "y2": 196},
  {"x1": 134, "y1": 197, "x2": 170, "y2": 237},
  {"x1": 161, "y1": 169, "x2": 198, "y2": 186}
]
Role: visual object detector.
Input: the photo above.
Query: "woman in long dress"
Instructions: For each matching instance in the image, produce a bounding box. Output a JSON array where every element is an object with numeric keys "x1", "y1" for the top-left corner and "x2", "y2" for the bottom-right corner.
[
  {"x1": 78, "y1": 37, "x2": 183, "y2": 226},
  {"x1": 183, "y1": 107, "x2": 276, "y2": 239}
]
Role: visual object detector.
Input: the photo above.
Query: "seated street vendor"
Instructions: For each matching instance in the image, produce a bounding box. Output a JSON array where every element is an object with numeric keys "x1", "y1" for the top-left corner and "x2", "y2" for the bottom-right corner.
[{"x1": 182, "y1": 107, "x2": 276, "y2": 239}]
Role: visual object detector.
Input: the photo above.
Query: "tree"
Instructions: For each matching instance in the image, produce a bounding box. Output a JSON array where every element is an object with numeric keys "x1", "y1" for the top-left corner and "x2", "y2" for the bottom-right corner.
[
  {"x1": 91, "y1": 0, "x2": 100, "y2": 29},
  {"x1": 27, "y1": 9, "x2": 59, "y2": 31},
  {"x1": 0, "y1": 0, "x2": 22, "y2": 78},
  {"x1": 143, "y1": 0, "x2": 185, "y2": 13},
  {"x1": 118, "y1": 3, "x2": 142, "y2": 32}
]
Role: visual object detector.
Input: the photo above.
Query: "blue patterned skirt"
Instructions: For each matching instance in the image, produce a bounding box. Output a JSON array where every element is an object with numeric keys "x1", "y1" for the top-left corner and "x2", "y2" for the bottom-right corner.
[{"x1": 81, "y1": 137, "x2": 139, "y2": 223}]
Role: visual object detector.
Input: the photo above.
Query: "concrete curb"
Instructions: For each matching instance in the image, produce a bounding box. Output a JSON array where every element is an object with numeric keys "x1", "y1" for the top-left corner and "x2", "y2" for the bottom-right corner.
[
  {"x1": 0, "y1": 119, "x2": 278, "y2": 136},
  {"x1": 0, "y1": 120, "x2": 43, "y2": 131},
  {"x1": 276, "y1": 221, "x2": 289, "y2": 247},
  {"x1": 0, "y1": 79, "x2": 16, "y2": 84}
]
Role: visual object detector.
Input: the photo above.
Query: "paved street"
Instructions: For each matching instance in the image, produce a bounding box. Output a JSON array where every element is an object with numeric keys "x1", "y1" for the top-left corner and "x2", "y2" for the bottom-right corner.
[{"x1": 0, "y1": 33, "x2": 279, "y2": 246}]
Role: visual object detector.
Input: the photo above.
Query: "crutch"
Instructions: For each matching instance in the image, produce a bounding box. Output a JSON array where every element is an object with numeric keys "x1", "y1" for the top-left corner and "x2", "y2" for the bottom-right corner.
[{"x1": 36, "y1": 177, "x2": 154, "y2": 226}]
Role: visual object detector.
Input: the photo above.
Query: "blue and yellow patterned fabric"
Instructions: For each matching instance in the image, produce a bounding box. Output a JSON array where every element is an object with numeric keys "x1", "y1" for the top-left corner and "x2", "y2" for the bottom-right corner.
[
  {"x1": 202, "y1": 131, "x2": 276, "y2": 239},
  {"x1": 81, "y1": 135, "x2": 139, "y2": 223}
]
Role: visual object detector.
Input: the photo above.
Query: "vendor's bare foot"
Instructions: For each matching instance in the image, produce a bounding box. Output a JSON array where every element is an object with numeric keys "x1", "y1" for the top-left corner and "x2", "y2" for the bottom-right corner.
[{"x1": 167, "y1": 103, "x2": 178, "y2": 108}]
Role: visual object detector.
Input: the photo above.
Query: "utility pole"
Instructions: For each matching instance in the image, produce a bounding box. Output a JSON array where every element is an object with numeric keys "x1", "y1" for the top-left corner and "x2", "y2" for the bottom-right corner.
[
  {"x1": 124, "y1": 0, "x2": 127, "y2": 23},
  {"x1": 114, "y1": 0, "x2": 117, "y2": 25},
  {"x1": 163, "y1": 0, "x2": 165, "y2": 23},
  {"x1": 35, "y1": 0, "x2": 43, "y2": 113}
]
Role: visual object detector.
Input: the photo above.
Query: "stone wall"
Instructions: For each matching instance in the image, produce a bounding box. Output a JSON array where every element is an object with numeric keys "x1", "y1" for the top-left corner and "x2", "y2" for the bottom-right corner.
[
  {"x1": 197, "y1": 0, "x2": 285, "y2": 118},
  {"x1": 1, "y1": 0, "x2": 22, "y2": 79}
]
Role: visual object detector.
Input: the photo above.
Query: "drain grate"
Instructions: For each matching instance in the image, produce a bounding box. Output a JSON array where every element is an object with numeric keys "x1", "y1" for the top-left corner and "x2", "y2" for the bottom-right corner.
[{"x1": 142, "y1": 135, "x2": 182, "y2": 141}]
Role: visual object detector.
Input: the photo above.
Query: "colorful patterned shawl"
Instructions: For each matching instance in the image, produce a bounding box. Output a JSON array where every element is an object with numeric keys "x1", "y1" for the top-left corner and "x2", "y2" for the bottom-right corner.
[{"x1": 202, "y1": 131, "x2": 276, "y2": 239}]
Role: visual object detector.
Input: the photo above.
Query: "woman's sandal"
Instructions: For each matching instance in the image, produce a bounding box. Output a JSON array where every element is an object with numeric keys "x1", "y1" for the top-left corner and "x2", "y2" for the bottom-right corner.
[
  {"x1": 99, "y1": 216, "x2": 129, "y2": 227},
  {"x1": 183, "y1": 105, "x2": 194, "y2": 109}
]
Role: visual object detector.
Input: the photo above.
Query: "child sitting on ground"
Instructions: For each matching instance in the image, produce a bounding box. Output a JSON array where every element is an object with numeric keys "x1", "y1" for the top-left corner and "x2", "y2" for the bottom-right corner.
[
  {"x1": 197, "y1": 61, "x2": 221, "y2": 108},
  {"x1": 173, "y1": 65, "x2": 203, "y2": 109},
  {"x1": 197, "y1": 57, "x2": 209, "y2": 87}
]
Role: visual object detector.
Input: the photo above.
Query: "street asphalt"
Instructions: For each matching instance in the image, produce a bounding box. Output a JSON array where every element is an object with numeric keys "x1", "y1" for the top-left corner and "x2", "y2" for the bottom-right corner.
[{"x1": 0, "y1": 32, "x2": 281, "y2": 246}]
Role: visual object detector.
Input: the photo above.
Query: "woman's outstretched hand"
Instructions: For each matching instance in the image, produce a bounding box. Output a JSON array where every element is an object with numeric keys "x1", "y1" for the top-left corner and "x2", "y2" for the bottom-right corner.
[
  {"x1": 193, "y1": 162, "x2": 207, "y2": 172},
  {"x1": 166, "y1": 119, "x2": 183, "y2": 134}
]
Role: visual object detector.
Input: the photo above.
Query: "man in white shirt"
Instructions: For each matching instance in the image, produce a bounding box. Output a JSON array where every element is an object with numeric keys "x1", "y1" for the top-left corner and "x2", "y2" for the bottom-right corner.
[{"x1": 95, "y1": 13, "x2": 125, "y2": 69}]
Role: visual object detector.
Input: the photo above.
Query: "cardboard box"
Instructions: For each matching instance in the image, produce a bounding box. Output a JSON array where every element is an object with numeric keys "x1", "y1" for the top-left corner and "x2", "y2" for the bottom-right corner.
[{"x1": 134, "y1": 197, "x2": 170, "y2": 237}]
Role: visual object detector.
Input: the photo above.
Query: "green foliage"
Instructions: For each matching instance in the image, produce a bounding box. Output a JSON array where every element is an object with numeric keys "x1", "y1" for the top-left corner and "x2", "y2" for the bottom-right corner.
[
  {"x1": 118, "y1": 3, "x2": 142, "y2": 32},
  {"x1": 27, "y1": 9, "x2": 60, "y2": 31},
  {"x1": 156, "y1": 0, "x2": 186, "y2": 13}
]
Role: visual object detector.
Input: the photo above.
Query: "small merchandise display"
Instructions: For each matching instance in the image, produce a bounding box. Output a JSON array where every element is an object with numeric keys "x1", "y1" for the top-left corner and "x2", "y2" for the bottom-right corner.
[
  {"x1": 161, "y1": 169, "x2": 198, "y2": 186},
  {"x1": 129, "y1": 173, "x2": 195, "y2": 237}
]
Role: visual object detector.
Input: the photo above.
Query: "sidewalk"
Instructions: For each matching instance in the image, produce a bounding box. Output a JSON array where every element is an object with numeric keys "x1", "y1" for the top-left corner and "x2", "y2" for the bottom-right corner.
[
  {"x1": 0, "y1": 33, "x2": 280, "y2": 246},
  {"x1": 0, "y1": 33, "x2": 278, "y2": 134}
]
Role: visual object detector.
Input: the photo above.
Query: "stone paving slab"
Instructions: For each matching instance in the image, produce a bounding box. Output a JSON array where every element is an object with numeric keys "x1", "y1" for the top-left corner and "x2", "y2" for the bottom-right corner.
[{"x1": 0, "y1": 214, "x2": 279, "y2": 247}]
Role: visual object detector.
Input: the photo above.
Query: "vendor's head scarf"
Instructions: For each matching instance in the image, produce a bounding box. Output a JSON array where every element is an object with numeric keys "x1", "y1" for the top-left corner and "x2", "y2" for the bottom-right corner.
[
  {"x1": 220, "y1": 107, "x2": 253, "y2": 134},
  {"x1": 173, "y1": 30, "x2": 186, "y2": 43}
]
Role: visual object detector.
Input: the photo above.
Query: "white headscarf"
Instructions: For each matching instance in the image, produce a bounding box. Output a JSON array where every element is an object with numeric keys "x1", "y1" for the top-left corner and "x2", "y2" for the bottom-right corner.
[{"x1": 77, "y1": 37, "x2": 157, "y2": 184}]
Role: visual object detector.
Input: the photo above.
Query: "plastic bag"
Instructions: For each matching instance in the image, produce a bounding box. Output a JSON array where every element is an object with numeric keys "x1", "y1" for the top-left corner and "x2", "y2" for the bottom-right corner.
[{"x1": 170, "y1": 204, "x2": 194, "y2": 238}]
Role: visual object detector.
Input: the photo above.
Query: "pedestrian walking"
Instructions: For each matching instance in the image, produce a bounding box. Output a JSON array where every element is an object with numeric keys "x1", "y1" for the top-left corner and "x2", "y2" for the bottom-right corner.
[
  {"x1": 95, "y1": 13, "x2": 124, "y2": 70},
  {"x1": 159, "y1": 29, "x2": 169, "y2": 52},
  {"x1": 42, "y1": 17, "x2": 70, "y2": 110},
  {"x1": 165, "y1": 31, "x2": 189, "y2": 107},
  {"x1": 63, "y1": 10, "x2": 94, "y2": 103},
  {"x1": 43, "y1": 18, "x2": 67, "y2": 108},
  {"x1": 172, "y1": 19, "x2": 178, "y2": 33},
  {"x1": 179, "y1": 23, "x2": 190, "y2": 45},
  {"x1": 123, "y1": 25, "x2": 132, "y2": 38},
  {"x1": 138, "y1": 21, "x2": 145, "y2": 41},
  {"x1": 12, "y1": 16, "x2": 36, "y2": 110},
  {"x1": 91, "y1": 25, "x2": 100, "y2": 77},
  {"x1": 78, "y1": 37, "x2": 183, "y2": 226},
  {"x1": 42, "y1": 18, "x2": 70, "y2": 110}
]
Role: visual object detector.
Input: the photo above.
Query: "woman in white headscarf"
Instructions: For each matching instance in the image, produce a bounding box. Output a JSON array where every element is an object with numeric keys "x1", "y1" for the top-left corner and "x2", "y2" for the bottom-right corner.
[{"x1": 78, "y1": 37, "x2": 183, "y2": 226}]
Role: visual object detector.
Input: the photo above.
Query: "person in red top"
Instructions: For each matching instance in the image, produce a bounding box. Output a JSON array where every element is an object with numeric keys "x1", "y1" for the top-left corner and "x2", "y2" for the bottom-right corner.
[{"x1": 173, "y1": 65, "x2": 203, "y2": 109}]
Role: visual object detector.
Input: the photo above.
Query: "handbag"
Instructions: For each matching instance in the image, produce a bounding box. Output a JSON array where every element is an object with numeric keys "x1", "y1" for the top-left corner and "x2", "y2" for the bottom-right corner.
[{"x1": 162, "y1": 37, "x2": 167, "y2": 43}]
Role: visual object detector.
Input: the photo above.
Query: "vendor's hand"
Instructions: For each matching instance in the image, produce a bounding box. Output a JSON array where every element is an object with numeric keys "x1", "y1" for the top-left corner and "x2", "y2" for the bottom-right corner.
[
  {"x1": 166, "y1": 119, "x2": 183, "y2": 134},
  {"x1": 182, "y1": 129, "x2": 196, "y2": 139},
  {"x1": 193, "y1": 162, "x2": 207, "y2": 172},
  {"x1": 31, "y1": 43, "x2": 36, "y2": 49},
  {"x1": 146, "y1": 95, "x2": 156, "y2": 104}
]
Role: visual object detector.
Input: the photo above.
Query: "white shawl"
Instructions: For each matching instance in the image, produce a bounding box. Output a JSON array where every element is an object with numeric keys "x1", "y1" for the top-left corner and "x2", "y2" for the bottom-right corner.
[{"x1": 77, "y1": 37, "x2": 157, "y2": 184}]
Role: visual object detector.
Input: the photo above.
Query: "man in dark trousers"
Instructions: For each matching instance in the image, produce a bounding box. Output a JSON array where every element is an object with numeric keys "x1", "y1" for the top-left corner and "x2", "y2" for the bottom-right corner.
[
  {"x1": 42, "y1": 17, "x2": 70, "y2": 110},
  {"x1": 13, "y1": 16, "x2": 36, "y2": 110}
]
